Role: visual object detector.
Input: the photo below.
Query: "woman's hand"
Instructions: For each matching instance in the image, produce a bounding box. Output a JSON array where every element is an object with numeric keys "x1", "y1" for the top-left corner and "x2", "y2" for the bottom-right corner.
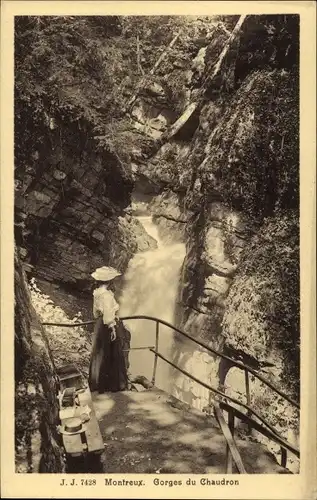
[{"x1": 110, "y1": 327, "x2": 117, "y2": 342}]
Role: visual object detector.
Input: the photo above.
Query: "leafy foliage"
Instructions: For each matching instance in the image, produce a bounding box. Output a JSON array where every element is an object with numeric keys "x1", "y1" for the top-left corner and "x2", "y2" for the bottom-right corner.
[
  {"x1": 235, "y1": 15, "x2": 299, "y2": 84},
  {"x1": 15, "y1": 15, "x2": 227, "y2": 188},
  {"x1": 198, "y1": 68, "x2": 299, "y2": 225},
  {"x1": 222, "y1": 212, "x2": 300, "y2": 399},
  {"x1": 29, "y1": 277, "x2": 91, "y2": 376}
]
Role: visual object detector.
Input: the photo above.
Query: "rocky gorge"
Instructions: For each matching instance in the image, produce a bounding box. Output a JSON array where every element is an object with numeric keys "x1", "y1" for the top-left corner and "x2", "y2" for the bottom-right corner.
[
  {"x1": 14, "y1": 14, "x2": 300, "y2": 472},
  {"x1": 128, "y1": 15, "x2": 300, "y2": 453}
]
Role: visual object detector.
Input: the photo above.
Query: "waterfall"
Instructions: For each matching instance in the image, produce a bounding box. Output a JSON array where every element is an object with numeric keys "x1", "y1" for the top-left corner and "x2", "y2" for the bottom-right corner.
[
  {"x1": 119, "y1": 216, "x2": 299, "y2": 473},
  {"x1": 119, "y1": 216, "x2": 186, "y2": 392},
  {"x1": 119, "y1": 215, "x2": 216, "y2": 408}
]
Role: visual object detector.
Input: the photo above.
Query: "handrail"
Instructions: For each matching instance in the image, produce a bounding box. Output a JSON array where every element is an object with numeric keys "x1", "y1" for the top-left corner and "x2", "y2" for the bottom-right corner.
[
  {"x1": 149, "y1": 348, "x2": 300, "y2": 458},
  {"x1": 213, "y1": 402, "x2": 246, "y2": 473},
  {"x1": 42, "y1": 314, "x2": 299, "y2": 409},
  {"x1": 218, "y1": 401, "x2": 299, "y2": 458},
  {"x1": 43, "y1": 314, "x2": 300, "y2": 469},
  {"x1": 42, "y1": 320, "x2": 95, "y2": 327},
  {"x1": 121, "y1": 315, "x2": 299, "y2": 409}
]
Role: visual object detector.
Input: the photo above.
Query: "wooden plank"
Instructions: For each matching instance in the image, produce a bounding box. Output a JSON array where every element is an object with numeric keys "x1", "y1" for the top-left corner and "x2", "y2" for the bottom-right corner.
[
  {"x1": 214, "y1": 403, "x2": 246, "y2": 474},
  {"x1": 226, "y1": 410, "x2": 235, "y2": 473},
  {"x1": 77, "y1": 389, "x2": 104, "y2": 454},
  {"x1": 226, "y1": 442, "x2": 233, "y2": 473},
  {"x1": 219, "y1": 401, "x2": 300, "y2": 458},
  {"x1": 59, "y1": 373, "x2": 82, "y2": 381}
]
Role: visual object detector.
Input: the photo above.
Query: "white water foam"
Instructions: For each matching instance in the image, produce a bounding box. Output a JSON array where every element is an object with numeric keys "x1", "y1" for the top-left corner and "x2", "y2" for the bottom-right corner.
[{"x1": 119, "y1": 216, "x2": 186, "y2": 392}]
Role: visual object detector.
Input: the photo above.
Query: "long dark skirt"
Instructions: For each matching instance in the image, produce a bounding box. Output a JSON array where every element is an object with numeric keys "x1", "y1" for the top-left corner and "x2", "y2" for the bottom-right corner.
[{"x1": 88, "y1": 318, "x2": 129, "y2": 393}]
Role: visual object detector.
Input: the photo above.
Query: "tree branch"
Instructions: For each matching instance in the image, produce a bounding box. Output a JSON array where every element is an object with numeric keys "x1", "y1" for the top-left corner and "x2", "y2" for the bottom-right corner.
[
  {"x1": 149, "y1": 30, "x2": 181, "y2": 75},
  {"x1": 147, "y1": 15, "x2": 247, "y2": 157},
  {"x1": 126, "y1": 29, "x2": 182, "y2": 111},
  {"x1": 136, "y1": 34, "x2": 144, "y2": 76}
]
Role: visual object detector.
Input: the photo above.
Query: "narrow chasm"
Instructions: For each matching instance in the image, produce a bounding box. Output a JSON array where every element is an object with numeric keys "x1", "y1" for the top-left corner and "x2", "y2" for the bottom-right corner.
[{"x1": 14, "y1": 14, "x2": 300, "y2": 474}]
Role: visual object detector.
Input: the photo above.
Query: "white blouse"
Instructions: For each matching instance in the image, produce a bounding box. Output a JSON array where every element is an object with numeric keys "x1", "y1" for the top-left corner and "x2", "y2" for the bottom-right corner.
[{"x1": 93, "y1": 285, "x2": 119, "y2": 327}]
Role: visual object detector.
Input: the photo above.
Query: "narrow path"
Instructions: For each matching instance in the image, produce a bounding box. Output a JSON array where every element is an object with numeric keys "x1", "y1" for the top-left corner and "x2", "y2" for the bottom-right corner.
[{"x1": 91, "y1": 388, "x2": 288, "y2": 474}]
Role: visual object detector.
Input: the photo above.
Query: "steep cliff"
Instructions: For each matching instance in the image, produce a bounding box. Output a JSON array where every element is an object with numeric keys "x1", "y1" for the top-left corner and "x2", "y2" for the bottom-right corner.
[
  {"x1": 180, "y1": 15, "x2": 299, "y2": 396},
  {"x1": 14, "y1": 14, "x2": 300, "y2": 471},
  {"x1": 14, "y1": 16, "x2": 157, "y2": 298},
  {"x1": 15, "y1": 247, "x2": 64, "y2": 472},
  {"x1": 127, "y1": 15, "x2": 299, "y2": 363},
  {"x1": 127, "y1": 15, "x2": 300, "y2": 458}
]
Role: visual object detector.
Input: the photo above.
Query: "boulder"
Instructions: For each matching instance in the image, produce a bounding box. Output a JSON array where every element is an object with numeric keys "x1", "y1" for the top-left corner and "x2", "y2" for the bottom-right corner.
[{"x1": 149, "y1": 191, "x2": 188, "y2": 243}]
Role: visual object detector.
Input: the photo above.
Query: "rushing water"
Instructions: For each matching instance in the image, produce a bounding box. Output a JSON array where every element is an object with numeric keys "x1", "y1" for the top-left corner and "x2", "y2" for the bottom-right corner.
[
  {"x1": 119, "y1": 215, "x2": 299, "y2": 472},
  {"x1": 119, "y1": 215, "x2": 218, "y2": 408},
  {"x1": 119, "y1": 216, "x2": 186, "y2": 392}
]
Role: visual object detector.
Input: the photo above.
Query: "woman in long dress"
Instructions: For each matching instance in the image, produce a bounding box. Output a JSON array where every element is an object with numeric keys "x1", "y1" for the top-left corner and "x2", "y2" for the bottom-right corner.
[{"x1": 88, "y1": 266, "x2": 130, "y2": 393}]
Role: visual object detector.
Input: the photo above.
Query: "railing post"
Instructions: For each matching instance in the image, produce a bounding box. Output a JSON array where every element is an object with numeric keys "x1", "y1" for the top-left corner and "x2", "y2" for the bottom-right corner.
[
  {"x1": 226, "y1": 409, "x2": 235, "y2": 473},
  {"x1": 151, "y1": 320, "x2": 159, "y2": 386},
  {"x1": 244, "y1": 368, "x2": 252, "y2": 434},
  {"x1": 281, "y1": 447, "x2": 287, "y2": 468}
]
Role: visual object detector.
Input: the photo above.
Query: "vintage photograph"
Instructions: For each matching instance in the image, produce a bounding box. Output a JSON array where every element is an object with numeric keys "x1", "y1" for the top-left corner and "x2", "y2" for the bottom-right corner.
[{"x1": 13, "y1": 13, "x2": 301, "y2": 477}]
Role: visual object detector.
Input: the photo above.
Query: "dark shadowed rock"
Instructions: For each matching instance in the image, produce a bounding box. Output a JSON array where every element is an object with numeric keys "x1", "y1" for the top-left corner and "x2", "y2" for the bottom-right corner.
[{"x1": 15, "y1": 247, "x2": 65, "y2": 473}]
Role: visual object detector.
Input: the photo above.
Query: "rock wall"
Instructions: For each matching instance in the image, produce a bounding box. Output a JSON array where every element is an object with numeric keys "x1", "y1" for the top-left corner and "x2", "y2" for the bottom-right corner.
[
  {"x1": 180, "y1": 15, "x2": 299, "y2": 383},
  {"x1": 149, "y1": 191, "x2": 188, "y2": 243},
  {"x1": 14, "y1": 114, "x2": 156, "y2": 295},
  {"x1": 129, "y1": 15, "x2": 300, "y2": 454},
  {"x1": 15, "y1": 247, "x2": 64, "y2": 473}
]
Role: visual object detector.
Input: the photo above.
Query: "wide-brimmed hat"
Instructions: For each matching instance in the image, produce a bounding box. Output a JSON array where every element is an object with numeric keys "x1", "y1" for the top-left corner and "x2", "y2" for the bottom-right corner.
[
  {"x1": 91, "y1": 266, "x2": 121, "y2": 282},
  {"x1": 59, "y1": 417, "x2": 88, "y2": 436}
]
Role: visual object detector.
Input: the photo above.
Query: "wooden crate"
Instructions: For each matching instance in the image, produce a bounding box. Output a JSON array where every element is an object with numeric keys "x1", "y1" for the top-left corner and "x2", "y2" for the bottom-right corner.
[
  {"x1": 58, "y1": 386, "x2": 104, "y2": 457},
  {"x1": 56, "y1": 364, "x2": 84, "y2": 391}
]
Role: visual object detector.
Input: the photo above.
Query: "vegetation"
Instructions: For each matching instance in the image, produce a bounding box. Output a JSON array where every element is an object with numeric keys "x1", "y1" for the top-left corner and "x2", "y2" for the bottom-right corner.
[
  {"x1": 222, "y1": 212, "x2": 300, "y2": 398},
  {"x1": 15, "y1": 249, "x2": 65, "y2": 472},
  {"x1": 215, "y1": 16, "x2": 300, "y2": 403},
  {"x1": 178, "y1": 15, "x2": 300, "y2": 441},
  {"x1": 29, "y1": 278, "x2": 91, "y2": 376},
  {"x1": 15, "y1": 15, "x2": 300, "y2": 469},
  {"x1": 208, "y1": 69, "x2": 299, "y2": 224},
  {"x1": 14, "y1": 15, "x2": 220, "y2": 167}
]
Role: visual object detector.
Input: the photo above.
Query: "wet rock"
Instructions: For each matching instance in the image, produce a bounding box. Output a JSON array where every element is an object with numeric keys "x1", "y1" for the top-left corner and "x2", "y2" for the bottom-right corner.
[
  {"x1": 15, "y1": 114, "x2": 137, "y2": 291},
  {"x1": 131, "y1": 98, "x2": 176, "y2": 139},
  {"x1": 149, "y1": 191, "x2": 188, "y2": 243},
  {"x1": 116, "y1": 216, "x2": 158, "y2": 254},
  {"x1": 136, "y1": 141, "x2": 191, "y2": 192}
]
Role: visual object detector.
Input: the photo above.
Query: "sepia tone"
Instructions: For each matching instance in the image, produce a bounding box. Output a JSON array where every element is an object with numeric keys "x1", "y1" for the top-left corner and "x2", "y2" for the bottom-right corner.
[{"x1": 13, "y1": 13, "x2": 301, "y2": 478}]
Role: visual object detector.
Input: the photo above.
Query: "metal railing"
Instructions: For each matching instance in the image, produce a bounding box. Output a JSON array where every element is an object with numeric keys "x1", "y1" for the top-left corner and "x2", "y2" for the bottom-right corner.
[
  {"x1": 213, "y1": 402, "x2": 246, "y2": 474},
  {"x1": 42, "y1": 314, "x2": 300, "y2": 472},
  {"x1": 122, "y1": 315, "x2": 300, "y2": 473},
  {"x1": 120, "y1": 315, "x2": 299, "y2": 408}
]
